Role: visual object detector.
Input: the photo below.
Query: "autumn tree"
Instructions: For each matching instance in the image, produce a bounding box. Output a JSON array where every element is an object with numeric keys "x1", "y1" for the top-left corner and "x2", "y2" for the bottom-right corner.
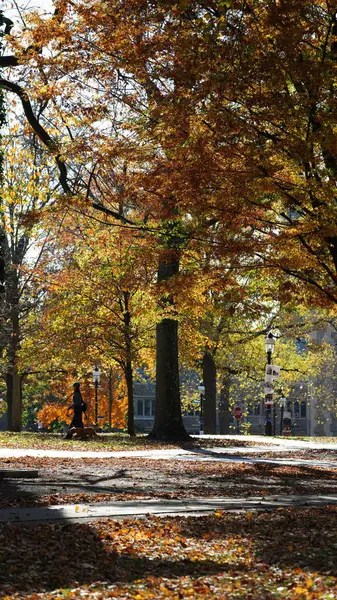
[
  {"x1": 0, "y1": 127, "x2": 56, "y2": 431},
  {"x1": 0, "y1": 11, "x2": 7, "y2": 361},
  {"x1": 183, "y1": 1, "x2": 337, "y2": 308},
  {"x1": 0, "y1": 1, "x2": 235, "y2": 439},
  {"x1": 21, "y1": 208, "x2": 157, "y2": 435},
  {"x1": 4, "y1": 1, "x2": 337, "y2": 439},
  {"x1": 0, "y1": 25, "x2": 5, "y2": 302},
  {"x1": 35, "y1": 370, "x2": 128, "y2": 432}
]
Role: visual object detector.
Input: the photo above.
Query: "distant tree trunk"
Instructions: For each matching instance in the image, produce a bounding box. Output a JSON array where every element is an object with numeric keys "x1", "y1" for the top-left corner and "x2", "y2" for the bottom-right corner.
[
  {"x1": 219, "y1": 374, "x2": 231, "y2": 434},
  {"x1": 0, "y1": 232, "x2": 5, "y2": 298},
  {"x1": 125, "y1": 359, "x2": 135, "y2": 436},
  {"x1": 149, "y1": 252, "x2": 190, "y2": 441},
  {"x1": 123, "y1": 291, "x2": 135, "y2": 437},
  {"x1": 202, "y1": 351, "x2": 217, "y2": 434},
  {"x1": 6, "y1": 274, "x2": 21, "y2": 431},
  {"x1": 0, "y1": 90, "x2": 7, "y2": 424},
  {"x1": 108, "y1": 367, "x2": 113, "y2": 431},
  {"x1": 0, "y1": 87, "x2": 5, "y2": 299}
]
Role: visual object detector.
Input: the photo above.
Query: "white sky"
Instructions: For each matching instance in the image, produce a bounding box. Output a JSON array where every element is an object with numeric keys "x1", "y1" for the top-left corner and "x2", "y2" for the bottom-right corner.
[{"x1": 2, "y1": 0, "x2": 54, "y2": 25}]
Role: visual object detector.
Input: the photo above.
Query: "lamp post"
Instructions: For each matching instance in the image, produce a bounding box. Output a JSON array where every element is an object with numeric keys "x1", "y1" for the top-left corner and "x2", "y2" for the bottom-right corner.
[
  {"x1": 265, "y1": 332, "x2": 275, "y2": 436},
  {"x1": 93, "y1": 366, "x2": 101, "y2": 428},
  {"x1": 198, "y1": 381, "x2": 205, "y2": 435}
]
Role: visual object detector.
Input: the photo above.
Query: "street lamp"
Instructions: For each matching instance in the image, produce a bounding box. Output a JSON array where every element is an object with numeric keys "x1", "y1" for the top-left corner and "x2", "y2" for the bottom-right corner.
[
  {"x1": 264, "y1": 332, "x2": 276, "y2": 436},
  {"x1": 265, "y1": 331, "x2": 276, "y2": 363},
  {"x1": 93, "y1": 366, "x2": 101, "y2": 428},
  {"x1": 198, "y1": 381, "x2": 205, "y2": 435}
]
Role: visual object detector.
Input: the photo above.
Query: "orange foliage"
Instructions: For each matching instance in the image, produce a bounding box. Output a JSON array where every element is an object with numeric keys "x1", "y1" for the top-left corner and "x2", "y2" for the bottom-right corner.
[{"x1": 37, "y1": 371, "x2": 127, "y2": 430}]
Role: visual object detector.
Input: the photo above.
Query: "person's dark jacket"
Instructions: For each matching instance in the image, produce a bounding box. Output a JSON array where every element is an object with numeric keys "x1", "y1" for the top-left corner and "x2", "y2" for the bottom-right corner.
[
  {"x1": 72, "y1": 389, "x2": 83, "y2": 408},
  {"x1": 68, "y1": 389, "x2": 85, "y2": 428}
]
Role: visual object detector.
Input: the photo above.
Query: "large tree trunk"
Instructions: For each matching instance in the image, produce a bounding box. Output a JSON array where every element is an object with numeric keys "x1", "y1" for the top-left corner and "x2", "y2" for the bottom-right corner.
[
  {"x1": 202, "y1": 351, "x2": 217, "y2": 434},
  {"x1": 149, "y1": 253, "x2": 189, "y2": 441},
  {"x1": 11, "y1": 369, "x2": 22, "y2": 431},
  {"x1": 219, "y1": 374, "x2": 231, "y2": 435},
  {"x1": 6, "y1": 369, "x2": 22, "y2": 431},
  {"x1": 6, "y1": 372, "x2": 13, "y2": 430}
]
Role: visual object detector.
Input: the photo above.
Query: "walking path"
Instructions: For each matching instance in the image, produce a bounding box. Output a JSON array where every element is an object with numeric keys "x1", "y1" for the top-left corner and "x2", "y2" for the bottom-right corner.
[
  {"x1": 203, "y1": 435, "x2": 337, "y2": 450},
  {"x1": 1, "y1": 437, "x2": 337, "y2": 524},
  {"x1": 1, "y1": 493, "x2": 337, "y2": 524},
  {"x1": 1, "y1": 440, "x2": 337, "y2": 469}
]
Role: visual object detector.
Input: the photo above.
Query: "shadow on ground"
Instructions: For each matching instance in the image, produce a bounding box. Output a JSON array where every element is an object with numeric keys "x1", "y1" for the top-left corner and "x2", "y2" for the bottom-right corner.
[
  {"x1": 1, "y1": 507, "x2": 337, "y2": 596},
  {"x1": 0, "y1": 519, "x2": 224, "y2": 596},
  {"x1": 178, "y1": 506, "x2": 337, "y2": 576},
  {"x1": 2, "y1": 458, "x2": 337, "y2": 508}
]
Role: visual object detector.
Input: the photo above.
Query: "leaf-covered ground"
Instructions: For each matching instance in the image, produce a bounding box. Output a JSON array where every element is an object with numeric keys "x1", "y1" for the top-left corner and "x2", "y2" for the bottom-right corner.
[
  {"x1": 1, "y1": 457, "x2": 337, "y2": 508},
  {"x1": 244, "y1": 449, "x2": 337, "y2": 462},
  {"x1": 286, "y1": 437, "x2": 337, "y2": 443},
  {"x1": 1, "y1": 436, "x2": 337, "y2": 598},
  {"x1": 1, "y1": 507, "x2": 337, "y2": 599},
  {"x1": 0, "y1": 432, "x2": 268, "y2": 451}
]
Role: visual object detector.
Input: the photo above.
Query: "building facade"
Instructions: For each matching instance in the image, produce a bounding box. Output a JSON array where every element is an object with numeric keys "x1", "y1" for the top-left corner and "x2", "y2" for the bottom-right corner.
[
  {"x1": 134, "y1": 378, "x2": 337, "y2": 437},
  {"x1": 134, "y1": 380, "x2": 201, "y2": 434}
]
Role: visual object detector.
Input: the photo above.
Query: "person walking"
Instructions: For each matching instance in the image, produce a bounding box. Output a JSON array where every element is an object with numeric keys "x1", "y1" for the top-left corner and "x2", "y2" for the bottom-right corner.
[{"x1": 65, "y1": 382, "x2": 87, "y2": 437}]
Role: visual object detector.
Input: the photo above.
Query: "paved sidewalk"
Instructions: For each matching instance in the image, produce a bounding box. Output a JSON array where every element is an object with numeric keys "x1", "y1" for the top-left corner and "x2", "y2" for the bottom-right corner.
[
  {"x1": 202, "y1": 434, "x2": 337, "y2": 450},
  {"x1": 207, "y1": 435, "x2": 337, "y2": 450},
  {"x1": 1, "y1": 443, "x2": 337, "y2": 469},
  {"x1": 1, "y1": 434, "x2": 337, "y2": 459},
  {"x1": 1, "y1": 494, "x2": 337, "y2": 524},
  {"x1": 188, "y1": 447, "x2": 337, "y2": 468},
  {"x1": 0, "y1": 447, "x2": 337, "y2": 469}
]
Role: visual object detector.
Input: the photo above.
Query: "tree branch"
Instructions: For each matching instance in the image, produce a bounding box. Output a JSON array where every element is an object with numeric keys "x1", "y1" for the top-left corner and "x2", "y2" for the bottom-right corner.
[{"x1": 0, "y1": 77, "x2": 71, "y2": 191}]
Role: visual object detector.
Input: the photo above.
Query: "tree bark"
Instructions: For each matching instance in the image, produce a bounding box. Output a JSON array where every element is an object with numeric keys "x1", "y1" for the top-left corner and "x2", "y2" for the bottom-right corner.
[
  {"x1": 202, "y1": 351, "x2": 217, "y2": 434},
  {"x1": 6, "y1": 372, "x2": 13, "y2": 430},
  {"x1": 11, "y1": 369, "x2": 22, "y2": 432},
  {"x1": 108, "y1": 367, "x2": 113, "y2": 431},
  {"x1": 125, "y1": 359, "x2": 135, "y2": 437},
  {"x1": 123, "y1": 291, "x2": 135, "y2": 437},
  {"x1": 149, "y1": 253, "x2": 190, "y2": 441},
  {"x1": 0, "y1": 230, "x2": 5, "y2": 297},
  {"x1": 6, "y1": 369, "x2": 22, "y2": 432},
  {"x1": 6, "y1": 270, "x2": 21, "y2": 430},
  {"x1": 219, "y1": 374, "x2": 231, "y2": 435}
]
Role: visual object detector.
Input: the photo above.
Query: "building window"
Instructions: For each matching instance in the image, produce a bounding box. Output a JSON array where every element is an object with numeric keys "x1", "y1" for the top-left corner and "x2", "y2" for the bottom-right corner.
[
  {"x1": 300, "y1": 402, "x2": 307, "y2": 418},
  {"x1": 136, "y1": 398, "x2": 155, "y2": 417},
  {"x1": 184, "y1": 408, "x2": 199, "y2": 416},
  {"x1": 248, "y1": 404, "x2": 260, "y2": 416}
]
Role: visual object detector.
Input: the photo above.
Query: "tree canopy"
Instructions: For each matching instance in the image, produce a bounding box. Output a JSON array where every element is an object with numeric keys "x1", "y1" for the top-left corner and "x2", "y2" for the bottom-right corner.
[{"x1": 1, "y1": 1, "x2": 337, "y2": 436}]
